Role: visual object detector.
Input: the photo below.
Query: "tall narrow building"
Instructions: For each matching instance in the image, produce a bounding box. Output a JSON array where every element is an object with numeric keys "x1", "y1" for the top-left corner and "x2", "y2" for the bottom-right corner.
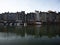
[{"x1": 35, "y1": 10, "x2": 41, "y2": 24}]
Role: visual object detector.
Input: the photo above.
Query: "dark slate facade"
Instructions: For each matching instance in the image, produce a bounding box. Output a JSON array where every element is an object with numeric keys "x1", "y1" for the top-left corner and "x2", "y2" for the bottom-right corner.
[{"x1": 26, "y1": 13, "x2": 36, "y2": 24}]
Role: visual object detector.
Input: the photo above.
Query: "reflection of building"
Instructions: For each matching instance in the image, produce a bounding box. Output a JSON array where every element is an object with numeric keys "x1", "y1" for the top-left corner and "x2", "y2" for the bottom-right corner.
[{"x1": 0, "y1": 25, "x2": 60, "y2": 37}]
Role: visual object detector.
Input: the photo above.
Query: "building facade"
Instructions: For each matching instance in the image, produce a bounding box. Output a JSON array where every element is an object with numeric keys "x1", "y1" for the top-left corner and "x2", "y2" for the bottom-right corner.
[{"x1": 26, "y1": 12, "x2": 35, "y2": 24}]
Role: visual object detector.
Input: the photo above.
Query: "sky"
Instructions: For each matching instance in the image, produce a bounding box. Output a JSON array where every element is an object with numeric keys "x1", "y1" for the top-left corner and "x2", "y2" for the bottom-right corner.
[{"x1": 0, "y1": 0, "x2": 60, "y2": 13}]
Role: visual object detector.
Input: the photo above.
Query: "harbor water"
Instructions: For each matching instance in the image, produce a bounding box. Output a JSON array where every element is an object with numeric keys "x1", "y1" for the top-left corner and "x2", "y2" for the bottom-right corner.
[{"x1": 0, "y1": 25, "x2": 60, "y2": 45}]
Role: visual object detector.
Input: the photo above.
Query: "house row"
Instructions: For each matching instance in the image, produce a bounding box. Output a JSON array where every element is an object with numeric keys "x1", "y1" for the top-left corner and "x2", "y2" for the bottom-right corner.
[
  {"x1": 0, "y1": 11, "x2": 25, "y2": 24},
  {"x1": 0, "y1": 11, "x2": 60, "y2": 25},
  {"x1": 26, "y1": 11, "x2": 60, "y2": 24}
]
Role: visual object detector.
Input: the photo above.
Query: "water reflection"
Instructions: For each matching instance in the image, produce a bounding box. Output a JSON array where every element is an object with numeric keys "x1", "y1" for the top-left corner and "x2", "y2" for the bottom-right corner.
[
  {"x1": 0, "y1": 25, "x2": 60, "y2": 45},
  {"x1": 0, "y1": 25, "x2": 60, "y2": 38}
]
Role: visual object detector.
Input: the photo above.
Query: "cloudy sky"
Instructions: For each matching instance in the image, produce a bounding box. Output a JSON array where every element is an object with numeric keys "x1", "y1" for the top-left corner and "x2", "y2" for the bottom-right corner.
[{"x1": 0, "y1": 0, "x2": 60, "y2": 13}]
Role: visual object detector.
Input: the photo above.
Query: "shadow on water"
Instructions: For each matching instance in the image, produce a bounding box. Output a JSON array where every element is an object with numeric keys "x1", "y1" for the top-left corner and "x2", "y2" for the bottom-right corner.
[{"x1": 0, "y1": 25, "x2": 60, "y2": 45}]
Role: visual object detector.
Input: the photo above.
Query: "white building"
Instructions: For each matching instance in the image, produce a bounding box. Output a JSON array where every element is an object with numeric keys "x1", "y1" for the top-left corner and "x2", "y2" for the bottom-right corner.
[{"x1": 35, "y1": 11, "x2": 41, "y2": 24}]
